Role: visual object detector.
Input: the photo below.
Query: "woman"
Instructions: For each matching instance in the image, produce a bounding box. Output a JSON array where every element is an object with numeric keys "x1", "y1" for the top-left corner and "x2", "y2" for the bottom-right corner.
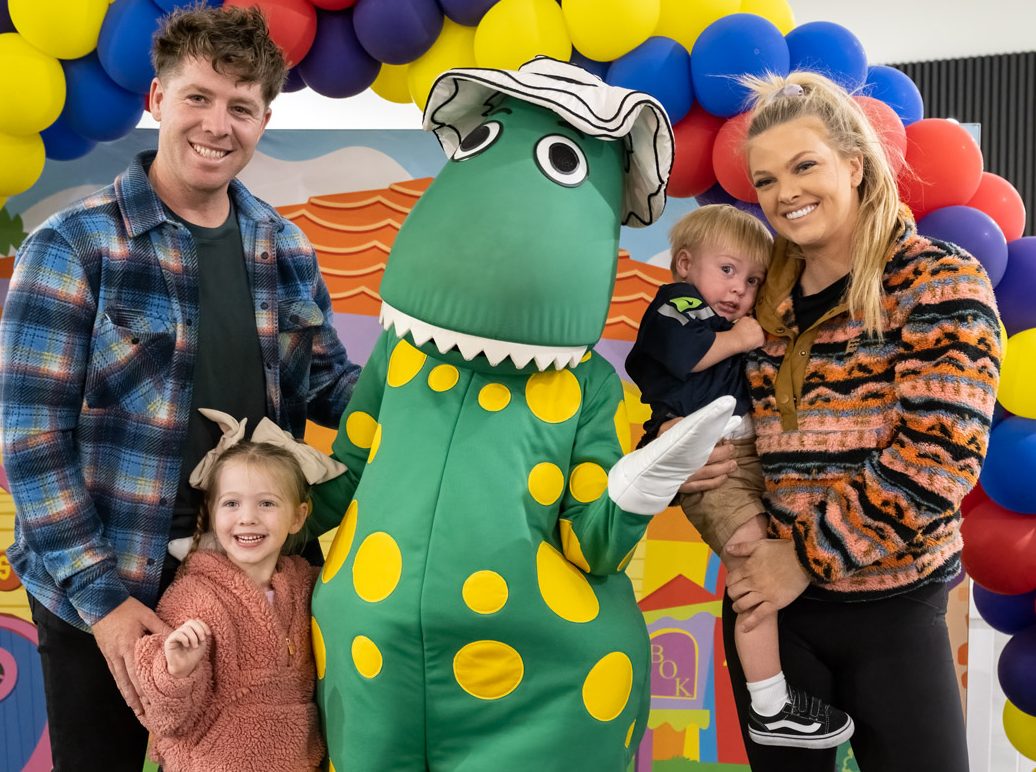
[{"x1": 707, "y1": 72, "x2": 1001, "y2": 771}]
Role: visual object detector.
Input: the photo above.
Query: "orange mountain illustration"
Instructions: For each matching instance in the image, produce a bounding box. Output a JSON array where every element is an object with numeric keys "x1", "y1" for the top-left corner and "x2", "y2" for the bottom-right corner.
[{"x1": 277, "y1": 177, "x2": 670, "y2": 340}]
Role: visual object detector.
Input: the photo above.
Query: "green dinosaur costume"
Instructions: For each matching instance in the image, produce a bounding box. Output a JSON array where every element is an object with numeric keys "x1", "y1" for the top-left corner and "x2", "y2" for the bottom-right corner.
[{"x1": 307, "y1": 58, "x2": 737, "y2": 771}]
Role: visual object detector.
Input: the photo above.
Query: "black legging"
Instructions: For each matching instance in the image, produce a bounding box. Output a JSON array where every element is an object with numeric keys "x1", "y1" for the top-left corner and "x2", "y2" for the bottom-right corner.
[{"x1": 722, "y1": 580, "x2": 969, "y2": 772}]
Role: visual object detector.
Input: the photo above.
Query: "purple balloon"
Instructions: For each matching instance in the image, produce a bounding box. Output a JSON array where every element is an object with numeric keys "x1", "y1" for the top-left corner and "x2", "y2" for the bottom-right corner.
[
  {"x1": 97, "y1": 0, "x2": 164, "y2": 95},
  {"x1": 607, "y1": 37, "x2": 693, "y2": 125},
  {"x1": 996, "y1": 237, "x2": 1036, "y2": 336},
  {"x1": 733, "y1": 200, "x2": 775, "y2": 234},
  {"x1": 917, "y1": 205, "x2": 1008, "y2": 287},
  {"x1": 438, "y1": 0, "x2": 496, "y2": 26},
  {"x1": 974, "y1": 585, "x2": 1036, "y2": 635},
  {"x1": 152, "y1": 0, "x2": 218, "y2": 10},
  {"x1": 283, "y1": 67, "x2": 307, "y2": 94},
  {"x1": 63, "y1": 53, "x2": 145, "y2": 142},
  {"x1": 999, "y1": 625, "x2": 1036, "y2": 715},
  {"x1": 298, "y1": 9, "x2": 379, "y2": 99},
  {"x1": 786, "y1": 21, "x2": 868, "y2": 92},
  {"x1": 0, "y1": 1, "x2": 14, "y2": 33},
  {"x1": 353, "y1": 0, "x2": 442, "y2": 65},
  {"x1": 695, "y1": 183, "x2": 736, "y2": 207}
]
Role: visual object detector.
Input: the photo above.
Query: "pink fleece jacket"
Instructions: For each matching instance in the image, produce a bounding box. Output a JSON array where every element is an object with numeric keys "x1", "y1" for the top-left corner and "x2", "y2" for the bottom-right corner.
[{"x1": 135, "y1": 550, "x2": 325, "y2": 772}]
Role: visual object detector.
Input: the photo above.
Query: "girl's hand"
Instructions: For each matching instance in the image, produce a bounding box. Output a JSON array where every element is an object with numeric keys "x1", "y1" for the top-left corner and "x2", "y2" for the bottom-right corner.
[
  {"x1": 724, "y1": 539, "x2": 810, "y2": 631},
  {"x1": 163, "y1": 619, "x2": 211, "y2": 678}
]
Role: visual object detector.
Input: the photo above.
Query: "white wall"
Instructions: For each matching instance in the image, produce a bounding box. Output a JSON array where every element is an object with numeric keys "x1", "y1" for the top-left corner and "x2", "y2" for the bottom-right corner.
[{"x1": 139, "y1": 0, "x2": 1036, "y2": 131}]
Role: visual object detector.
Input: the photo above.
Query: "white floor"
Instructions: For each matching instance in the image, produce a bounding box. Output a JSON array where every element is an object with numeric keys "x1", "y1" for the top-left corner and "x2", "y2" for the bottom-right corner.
[{"x1": 966, "y1": 586, "x2": 1033, "y2": 771}]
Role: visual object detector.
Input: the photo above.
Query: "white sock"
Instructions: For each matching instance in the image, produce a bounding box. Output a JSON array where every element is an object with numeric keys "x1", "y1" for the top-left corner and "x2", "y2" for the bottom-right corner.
[{"x1": 747, "y1": 672, "x2": 789, "y2": 717}]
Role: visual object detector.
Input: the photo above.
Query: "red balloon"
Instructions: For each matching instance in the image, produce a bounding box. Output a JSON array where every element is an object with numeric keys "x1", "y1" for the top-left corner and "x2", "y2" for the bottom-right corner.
[
  {"x1": 712, "y1": 112, "x2": 756, "y2": 203},
  {"x1": 962, "y1": 499, "x2": 1036, "y2": 595},
  {"x1": 854, "y1": 95, "x2": 906, "y2": 177},
  {"x1": 967, "y1": 172, "x2": 1027, "y2": 243},
  {"x1": 961, "y1": 482, "x2": 990, "y2": 517},
  {"x1": 312, "y1": 0, "x2": 357, "y2": 7},
  {"x1": 225, "y1": 0, "x2": 318, "y2": 67},
  {"x1": 898, "y1": 118, "x2": 984, "y2": 219},
  {"x1": 669, "y1": 105, "x2": 724, "y2": 199}
]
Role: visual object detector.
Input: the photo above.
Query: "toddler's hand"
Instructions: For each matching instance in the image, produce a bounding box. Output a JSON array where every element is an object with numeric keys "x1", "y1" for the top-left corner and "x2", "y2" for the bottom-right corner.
[
  {"x1": 733, "y1": 316, "x2": 765, "y2": 351},
  {"x1": 163, "y1": 619, "x2": 211, "y2": 678}
]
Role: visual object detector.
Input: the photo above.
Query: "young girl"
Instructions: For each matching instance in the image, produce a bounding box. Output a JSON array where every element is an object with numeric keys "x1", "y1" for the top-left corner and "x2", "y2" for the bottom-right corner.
[{"x1": 135, "y1": 410, "x2": 344, "y2": 772}]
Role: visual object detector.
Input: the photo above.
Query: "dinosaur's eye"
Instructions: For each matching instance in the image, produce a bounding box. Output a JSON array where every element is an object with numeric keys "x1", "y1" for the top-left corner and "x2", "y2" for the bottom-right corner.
[
  {"x1": 453, "y1": 121, "x2": 503, "y2": 161},
  {"x1": 534, "y1": 135, "x2": 588, "y2": 187}
]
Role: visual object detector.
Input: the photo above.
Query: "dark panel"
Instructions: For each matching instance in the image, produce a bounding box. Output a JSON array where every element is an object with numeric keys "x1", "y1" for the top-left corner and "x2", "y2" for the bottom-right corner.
[{"x1": 894, "y1": 51, "x2": 1035, "y2": 237}]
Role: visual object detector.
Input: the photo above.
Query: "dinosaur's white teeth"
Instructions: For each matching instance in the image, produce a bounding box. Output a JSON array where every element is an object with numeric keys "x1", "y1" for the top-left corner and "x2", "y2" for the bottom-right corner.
[{"x1": 380, "y1": 302, "x2": 587, "y2": 372}]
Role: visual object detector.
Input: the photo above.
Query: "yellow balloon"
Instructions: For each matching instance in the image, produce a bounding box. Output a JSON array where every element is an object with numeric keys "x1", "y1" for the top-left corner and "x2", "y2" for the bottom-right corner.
[
  {"x1": 1003, "y1": 700, "x2": 1036, "y2": 761},
  {"x1": 999, "y1": 328, "x2": 1036, "y2": 419},
  {"x1": 655, "y1": 0, "x2": 739, "y2": 53},
  {"x1": 371, "y1": 64, "x2": 413, "y2": 105},
  {"x1": 739, "y1": 0, "x2": 795, "y2": 35},
  {"x1": 9, "y1": 0, "x2": 109, "y2": 60},
  {"x1": 0, "y1": 196, "x2": 7, "y2": 211},
  {"x1": 0, "y1": 131, "x2": 45, "y2": 196},
  {"x1": 0, "y1": 34, "x2": 66, "y2": 136},
  {"x1": 561, "y1": 0, "x2": 659, "y2": 62},
  {"x1": 474, "y1": 0, "x2": 571, "y2": 72},
  {"x1": 408, "y1": 19, "x2": 477, "y2": 112},
  {"x1": 1000, "y1": 319, "x2": 1009, "y2": 365}
]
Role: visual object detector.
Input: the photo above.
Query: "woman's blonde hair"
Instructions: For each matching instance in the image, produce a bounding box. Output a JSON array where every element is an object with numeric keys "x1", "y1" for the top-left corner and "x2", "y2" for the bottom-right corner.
[{"x1": 741, "y1": 71, "x2": 909, "y2": 335}]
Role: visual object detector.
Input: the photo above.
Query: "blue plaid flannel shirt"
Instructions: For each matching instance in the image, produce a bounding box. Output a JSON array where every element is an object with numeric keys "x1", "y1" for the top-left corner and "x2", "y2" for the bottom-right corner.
[{"x1": 0, "y1": 151, "x2": 359, "y2": 630}]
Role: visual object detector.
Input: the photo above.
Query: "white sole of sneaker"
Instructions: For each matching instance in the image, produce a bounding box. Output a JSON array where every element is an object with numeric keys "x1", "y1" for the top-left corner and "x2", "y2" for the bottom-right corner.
[{"x1": 749, "y1": 717, "x2": 855, "y2": 749}]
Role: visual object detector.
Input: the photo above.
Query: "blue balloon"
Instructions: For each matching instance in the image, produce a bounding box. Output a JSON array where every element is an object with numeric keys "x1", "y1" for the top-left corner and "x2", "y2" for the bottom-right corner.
[
  {"x1": 917, "y1": 205, "x2": 1008, "y2": 287},
  {"x1": 152, "y1": 0, "x2": 219, "y2": 11},
  {"x1": 298, "y1": 9, "x2": 379, "y2": 99},
  {"x1": 62, "y1": 53, "x2": 144, "y2": 143},
  {"x1": 570, "y1": 50, "x2": 608, "y2": 81},
  {"x1": 353, "y1": 0, "x2": 443, "y2": 65},
  {"x1": 606, "y1": 37, "x2": 692, "y2": 125},
  {"x1": 865, "y1": 65, "x2": 923, "y2": 125},
  {"x1": 438, "y1": 0, "x2": 496, "y2": 26},
  {"x1": 995, "y1": 237, "x2": 1036, "y2": 336},
  {"x1": 785, "y1": 21, "x2": 867, "y2": 92},
  {"x1": 41, "y1": 113, "x2": 97, "y2": 162},
  {"x1": 97, "y1": 0, "x2": 165, "y2": 95},
  {"x1": 0, "y1": 1, "x2": 14, "y2": 34},
  {"x1": 283, "y1": 68, "x2": 307, "y2": 94},
  {"x1": 993, "y1": 401, "x2": 1010, "y2": 429},
  {"x1": 690, "y1": 13, "x2": 789, "y2": 118},
  {"x1": 974, "y1": 585, "x2": 1036, "y2": 635},
  {"x1": 980, "y1": 417, "x2": 1036, "y2": 514},
  {"x1": 695, "y1": 183, "x2": 736, "y2": 207},
  {"x1": 999, "y1": 625, "x2": 1036, "y2": 715}
]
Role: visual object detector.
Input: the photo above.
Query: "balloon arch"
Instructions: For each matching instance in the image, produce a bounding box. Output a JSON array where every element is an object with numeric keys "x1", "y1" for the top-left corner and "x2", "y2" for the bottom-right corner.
[{"x1": 1, "y1": 0, "x2": 1034, "y2": 759}]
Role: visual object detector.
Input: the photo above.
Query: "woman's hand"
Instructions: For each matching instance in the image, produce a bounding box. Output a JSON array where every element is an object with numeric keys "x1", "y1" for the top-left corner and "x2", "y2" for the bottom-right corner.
[
  {"x1": 163, "y1": 619, "x2": 211, "y2": 678},
  {"x1": 724, "y1": 539, "x2": 810, "y2": 631}
]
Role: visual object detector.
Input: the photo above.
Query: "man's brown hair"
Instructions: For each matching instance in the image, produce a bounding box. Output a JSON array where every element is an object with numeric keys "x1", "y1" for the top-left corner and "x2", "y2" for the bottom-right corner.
[{"x1": 151, "y1": 4, "x2": 287, "y2": 106}]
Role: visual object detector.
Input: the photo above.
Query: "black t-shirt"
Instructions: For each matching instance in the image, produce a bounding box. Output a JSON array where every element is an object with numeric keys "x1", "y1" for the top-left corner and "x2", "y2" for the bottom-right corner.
[
  {"x1": 793, "y1": 273, "x2": 850, "y2": 332},
  {"x1": 625, "y1": 282, "x2": 750, "y2": 443},
  {"x1": 168, "y1": 200, "x2": 268, "y2": 539}
]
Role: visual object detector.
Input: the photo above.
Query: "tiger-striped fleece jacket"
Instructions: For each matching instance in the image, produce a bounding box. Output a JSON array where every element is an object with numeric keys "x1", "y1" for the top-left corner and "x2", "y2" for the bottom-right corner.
[{"x1": 746, "y1": 213, "x2": 1001, "y2": 599}]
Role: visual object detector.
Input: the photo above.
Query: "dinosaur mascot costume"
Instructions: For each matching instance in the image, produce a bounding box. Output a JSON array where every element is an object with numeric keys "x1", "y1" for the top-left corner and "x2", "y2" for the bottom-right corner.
[{"x1": 307, "y1": 58, "x2": 739, "y2": 771}]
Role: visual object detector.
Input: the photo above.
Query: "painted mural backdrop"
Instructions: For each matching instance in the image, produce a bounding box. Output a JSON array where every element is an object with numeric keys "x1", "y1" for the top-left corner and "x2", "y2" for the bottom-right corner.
[{"x1": 0, "y1": 129, "x2": 970, "y2": 771}]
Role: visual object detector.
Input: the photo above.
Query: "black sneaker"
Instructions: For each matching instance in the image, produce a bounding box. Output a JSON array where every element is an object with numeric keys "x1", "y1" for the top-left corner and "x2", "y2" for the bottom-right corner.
[{"x1": 748, "y1": 686, "x2": 855, "y2": 749}]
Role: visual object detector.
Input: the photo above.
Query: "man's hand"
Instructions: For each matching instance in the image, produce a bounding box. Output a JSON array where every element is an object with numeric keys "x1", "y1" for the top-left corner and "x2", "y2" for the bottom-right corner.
[
  {"x1": 164, "y1": 619, "x2": 211, "y2": 678},
  {"x1": 724, "y1": 539, "x2": 810, "y2": 631},
  {"x1": 92, "y1": 597, "x2": 172, "y2": 716}
]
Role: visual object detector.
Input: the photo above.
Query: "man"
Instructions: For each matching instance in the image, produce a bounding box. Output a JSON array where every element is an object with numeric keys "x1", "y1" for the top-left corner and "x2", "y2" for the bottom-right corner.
[{"x1": 0, "y1": 7, "x2": 359, "y2": 770}]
